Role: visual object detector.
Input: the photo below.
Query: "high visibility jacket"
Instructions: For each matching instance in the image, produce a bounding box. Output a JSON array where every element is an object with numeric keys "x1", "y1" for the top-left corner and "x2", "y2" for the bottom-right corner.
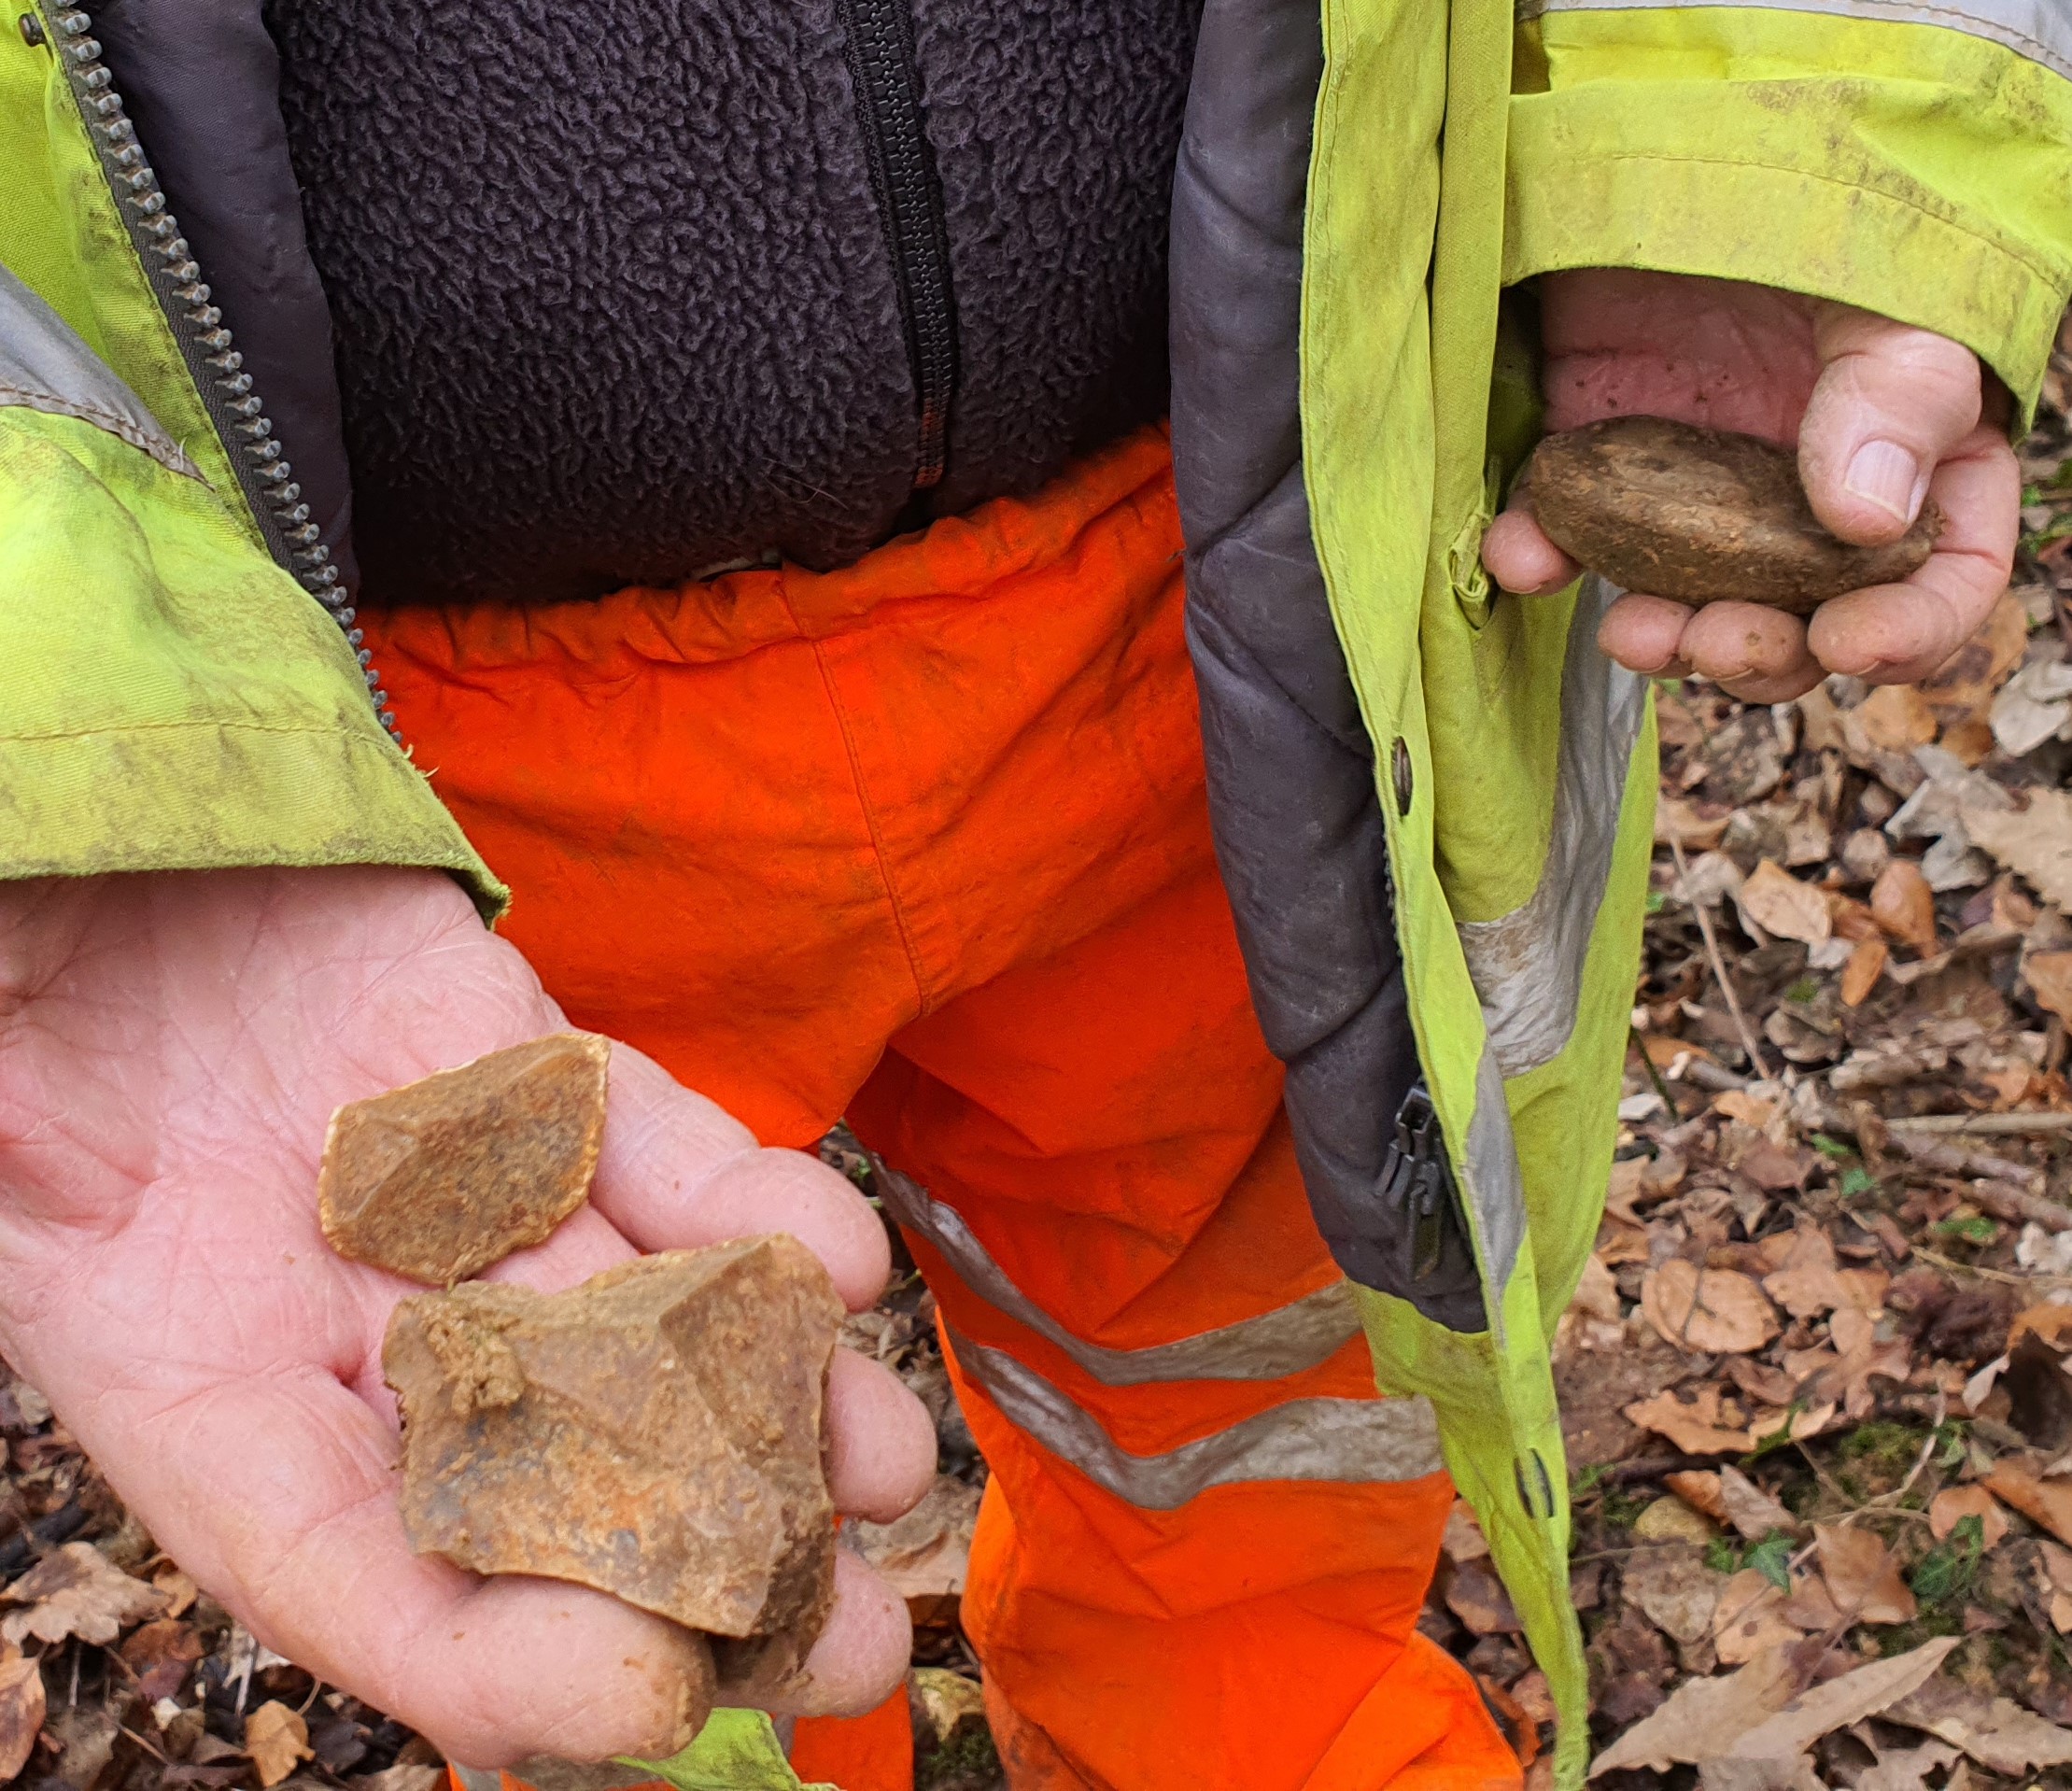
[{"x1": 3, "y1": 0, "x2": 2070, "y2": 1784}]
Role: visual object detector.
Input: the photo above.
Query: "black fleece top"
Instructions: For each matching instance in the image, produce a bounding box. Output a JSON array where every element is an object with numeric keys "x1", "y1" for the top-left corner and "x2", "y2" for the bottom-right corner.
[{"x1": 243, "y1": 0, "x2": 1199, "y2": 606}]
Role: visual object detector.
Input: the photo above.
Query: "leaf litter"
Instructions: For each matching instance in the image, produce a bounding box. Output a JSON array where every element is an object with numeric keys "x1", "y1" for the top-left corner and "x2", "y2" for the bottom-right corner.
[{"x1": 0, "y1": 320, "x2": 2066, "y2": 1791}]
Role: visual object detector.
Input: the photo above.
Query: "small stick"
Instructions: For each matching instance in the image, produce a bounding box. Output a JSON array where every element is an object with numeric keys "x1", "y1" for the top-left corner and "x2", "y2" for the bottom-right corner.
[
  {"x1": 1670, "y1": 838, "x2": 1775, "y2": 1082},
  {"x1": 1884, "y1": 1111, "x2": 2072, "y2": 1135}
]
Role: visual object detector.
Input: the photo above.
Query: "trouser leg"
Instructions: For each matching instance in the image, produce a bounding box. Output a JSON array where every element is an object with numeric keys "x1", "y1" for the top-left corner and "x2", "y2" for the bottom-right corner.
[{"x1": 850, "y1": 861, "x2": 1519, "y2": 1791}]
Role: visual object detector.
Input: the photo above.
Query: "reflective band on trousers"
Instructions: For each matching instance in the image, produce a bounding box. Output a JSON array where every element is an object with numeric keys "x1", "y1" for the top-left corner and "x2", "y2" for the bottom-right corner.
[
  {"x1": 1516, "y1": 0, "x2": 2072, "y2": 85},
  {"x1": 875, "y1": 1163, "x2": 1362, "y2": 1384},
  {"x1": 946, "y1": 1324, "x2": 1445, "y2": 1508}
]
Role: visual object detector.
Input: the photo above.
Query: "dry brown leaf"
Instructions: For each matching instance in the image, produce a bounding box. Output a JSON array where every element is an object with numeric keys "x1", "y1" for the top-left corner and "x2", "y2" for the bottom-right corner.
[
  {"x1": 1712, "y1": 1570, "x2": 1799, "y2": 1665},
  {"x1": 1665, "y1": 1471, "x2": 1728, "y2": 1524},
  {"x1": 1885, "y1": 1674, "x2": 2072, "y2": 1776},
  {"x1": 1642, "y1": 1261, "x2": 1782, "y2": 1355},
  {"x1": 1918, "y1": 591, "x2": 2031, "y2": 716},
  {"x1": 1739, "y1": 861, "x2": 1832, "y2": 946},
  {"x1": 245, "y1": 1700, "x2": 313, "y2": 1789},
  {"x1": 1870, "y1": 861, "x2": 1938, "y2": 954},
  {"x1": 1626, "y1": 1387, "x2": 1833, "y2": 1456},
  {"x1": 1963, "y1": 786, "x2": 2072, "y2": 911},
  {"x1": 1716, "y1": 1466, "x2": 1800, "y2": 1542},
  {"x1": 1621, "y1": 1544, "x2": 1723, "y2": 1657},
  {"x1": 1780, "y1": 1570, "x2": 1845, "y2": 1632},
  {"x1": 2038, "y1": 1539, "x2": 2072, "y2": 1633},
  {"x1": 1856, "y1": 684, "x2": 1938, "y2": 751},
  {"x1": 0, "y1": 1654, "x2": 44, "y2": 1784},
  {"x1": 1983, "y1": 1456, "x2": 2072, "y2": 1546},
  {"x1": 1928, "y1": 1485, "x2": 2009, "y2": 1549},
  {"x1": 149, "y1": 1562, "x2": 198, "y2": 1619},
  {"x1": 1840, "y1": 937, "x2": 1888, "y2": 1008},
  {"x1": 1443, "y1": 1557, "x2": 1521, "y2": 1636},
  {"x1": 844, "y1": 1474, "x2": 979, "y2": 1623},
  {"x1": 1814, "y1": 1523, "x2": 1916, "y2": 1624},
  {"x1": 1442, "y1": 1499, "x2": 1490, "y2": 1564},
  {"x1": 1855, "y1": 1739, "x2": 1963, "y2": 1791},
  {"x1": 1761, "y1": 1228, "x2": 1848, "y2": 1320},
  {"x1": 2024, "y1": 950, "x2": 2072, "y2": 1024},
  {"x1": 1589, "y1": 1637, "x2": 1958, "y2": 1776},
  {"x1": 0, "y1": 1542, "x2": 167, "y2": 1647}
]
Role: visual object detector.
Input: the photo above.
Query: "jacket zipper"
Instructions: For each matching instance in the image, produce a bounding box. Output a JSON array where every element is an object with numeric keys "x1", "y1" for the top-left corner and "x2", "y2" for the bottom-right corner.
[
  {"x1": 836, "y1": 0, "x2": 957, "y2": 493},
  {"x1": 35, "y1": 3, "x2": 399, "y2": 740}
]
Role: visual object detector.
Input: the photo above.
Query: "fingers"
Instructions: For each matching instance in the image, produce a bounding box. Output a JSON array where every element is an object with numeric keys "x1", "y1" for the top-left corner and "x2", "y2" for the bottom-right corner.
[
  {"x1": 825, "y1": 1349, "x2": 938, "y2": 1521},
  {"x1": 1598, "y1": 594, "x2": 1825, "y2": 703},
  {"x1": 1807, "y1": 424, "x2": 2022, "y2": 684},
  {"x1": 1480, "y1": 506, "x2": 1580, "y2": 596},
  {"x1": 1800, "y1": 305, "x2": 1983, "y2": 545},
  {"x1": 722, "y1": 1552, "x2": 913, "y2": 1720},
  {"x1": 590, "y1": 1044, "x2": 892, "y2": 1311}
]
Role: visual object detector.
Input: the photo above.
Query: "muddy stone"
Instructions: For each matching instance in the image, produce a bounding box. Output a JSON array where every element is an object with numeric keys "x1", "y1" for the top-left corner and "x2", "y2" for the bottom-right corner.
[
  {"x1": 384, "y1": 1236, "x2": 843, "y2": 1650},
  {"x1": 319, "y1": 1033, "x2": 610, "y2": 1286},
  {"x1": 1524, "y1": 416, "x2": 1941, "y2": 613}
]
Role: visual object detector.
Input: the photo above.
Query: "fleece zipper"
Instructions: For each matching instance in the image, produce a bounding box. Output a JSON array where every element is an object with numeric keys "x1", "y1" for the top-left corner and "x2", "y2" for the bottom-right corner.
[
  {"x1": 836, "y1": 0, "x2": 958, "y2": 493},
  {"x1": 34, "y1": 1, "x2": 398, "y2": 739}
]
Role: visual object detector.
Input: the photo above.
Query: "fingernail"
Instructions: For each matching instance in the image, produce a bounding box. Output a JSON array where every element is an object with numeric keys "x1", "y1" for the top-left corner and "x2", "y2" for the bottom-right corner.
[{"x1": 1843, "y1": 439, "x2": 1924, "y2": 524}]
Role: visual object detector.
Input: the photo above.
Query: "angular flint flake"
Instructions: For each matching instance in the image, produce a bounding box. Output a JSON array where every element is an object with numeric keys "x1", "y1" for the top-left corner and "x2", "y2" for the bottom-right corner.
[
  {"x1": 384, "y1": 1235, "x2": 843, "y2": 1646},
  {"x1": 318, "y1": 1032, "x2": 610, "y2": 1286}
]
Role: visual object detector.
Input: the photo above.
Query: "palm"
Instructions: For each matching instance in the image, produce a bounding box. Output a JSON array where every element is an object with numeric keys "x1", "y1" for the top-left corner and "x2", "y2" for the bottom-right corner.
[
  {"x1": 1485, "y1": 268, "x2": 2016, "y2": 701},
  {"x1": 0, "y1": 867, "x2": 927, "y2": 1764}
]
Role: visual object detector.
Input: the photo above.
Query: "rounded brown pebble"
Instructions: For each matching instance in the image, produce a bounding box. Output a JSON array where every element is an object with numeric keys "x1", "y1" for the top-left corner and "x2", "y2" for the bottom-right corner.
[{"x1": 1522, "y1": 416, "x2": 1941, "y2": 613}]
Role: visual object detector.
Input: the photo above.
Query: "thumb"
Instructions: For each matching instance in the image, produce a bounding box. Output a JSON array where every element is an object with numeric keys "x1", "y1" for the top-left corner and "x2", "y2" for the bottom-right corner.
[{"x1": 1797, "y1": 303, "x2": 1983, "y2": 546}]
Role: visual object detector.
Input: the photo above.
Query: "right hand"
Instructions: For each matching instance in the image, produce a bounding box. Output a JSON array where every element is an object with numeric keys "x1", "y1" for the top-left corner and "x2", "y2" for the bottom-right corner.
[{"x1": 0, "y1": 866, "x2": 937, "y2": 1766}]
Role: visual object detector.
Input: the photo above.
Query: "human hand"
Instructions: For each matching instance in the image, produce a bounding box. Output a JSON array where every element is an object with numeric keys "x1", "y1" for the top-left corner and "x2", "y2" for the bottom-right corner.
[
  {"x1": 1481, "y1": 269, "x2": 2020, "y2": 702},
  {"x1": 0, "y1": 867, "x2": 937, "y2": 1766}
]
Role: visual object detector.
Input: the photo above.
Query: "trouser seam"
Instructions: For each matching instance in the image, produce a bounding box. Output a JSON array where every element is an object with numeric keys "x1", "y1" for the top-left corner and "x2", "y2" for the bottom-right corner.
[{"x1": 785, "y1": 619, "x2": 937, "y2": 1016}]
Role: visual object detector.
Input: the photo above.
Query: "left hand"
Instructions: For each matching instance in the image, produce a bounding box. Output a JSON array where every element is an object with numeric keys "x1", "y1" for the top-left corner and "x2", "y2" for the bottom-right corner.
[{"x1": 1480, "y1": 269, "x2": 2021, "y2": 704}]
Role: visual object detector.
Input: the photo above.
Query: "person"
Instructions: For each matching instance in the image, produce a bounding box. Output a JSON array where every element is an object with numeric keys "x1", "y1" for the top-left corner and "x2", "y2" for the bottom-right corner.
[{"x1": 0, "y1": 0, "x2": 2065, "y2": 1785}]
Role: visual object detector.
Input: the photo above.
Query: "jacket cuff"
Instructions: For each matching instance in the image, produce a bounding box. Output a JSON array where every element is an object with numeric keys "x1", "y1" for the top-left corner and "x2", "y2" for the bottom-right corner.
[
  {"x1": 1504, "y1": 7, "x2": 2072, "y2": 417},
  {"x1": 0, "y1": 406, "x2": 508, "y2": 918}
]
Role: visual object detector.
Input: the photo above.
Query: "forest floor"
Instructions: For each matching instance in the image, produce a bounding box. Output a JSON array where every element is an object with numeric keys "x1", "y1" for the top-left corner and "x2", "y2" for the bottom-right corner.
[{"x1": 2, "y1": 317, "x2": 2069, "y2": 1791}]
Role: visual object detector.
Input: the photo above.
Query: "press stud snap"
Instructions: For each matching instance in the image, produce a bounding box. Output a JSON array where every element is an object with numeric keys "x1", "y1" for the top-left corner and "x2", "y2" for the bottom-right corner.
[
  {"x1": 1391, "y1": 738, "x2": 1414, "y2": 815},
  {"x1": 18, "y1": 12, "x2": 46, "y2": 44}
]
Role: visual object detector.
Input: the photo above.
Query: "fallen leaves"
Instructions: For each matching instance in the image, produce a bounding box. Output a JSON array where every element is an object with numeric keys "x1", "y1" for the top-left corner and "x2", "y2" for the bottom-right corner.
[
  {"x1": 1643, "y1": 1262, "x2": 1783, "y2": 1355},
  {"x1": 0, "y1": 1543, "x2": 166, "y2": 1647},
  {"x1": 1588, "y1": 1638, "x2": 1957, "y2": 1777},
  {"x1": 1740, "y1": 862, "x2": 1831, "y2": 946},
  {"x1": 1811, "y1": 1524, "x2": 1915, "y2": 1625},
  {"x1": 1963, "y1": 785, "x2": 2072, "y2": 911},
  {"x1": 0, "y1": 1654, "x2": 43, "y2": 1784},
  {"x1": 244, "y1": 1700, "x2": 312, "y2": 1789},
  {"x1": 1868, "y1": 860, "x2": 1938, "y2": 954},
  {"x1": 1983, "y1": 1455, "x2": 2072, "y2": 1547},
  {"x1": 1626, "y1": 1386, "x2": 1834, "y2": 1456}
]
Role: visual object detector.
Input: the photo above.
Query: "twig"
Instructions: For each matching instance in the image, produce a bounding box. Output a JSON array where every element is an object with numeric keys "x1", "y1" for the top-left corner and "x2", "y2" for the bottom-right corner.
[
  {"x1": 1914, "y1": 1244, "x2": 2072, "y2": 1288},
  {"x1": 117, "y1": 1728, "x2": 168, "y2": 1764},
  {"x1": 1629, "y1": 1027, "x2": 1681, "y2": 1112},
  {"x1": 1886, "y1": 1111, "x2": 2072, "y2": 1135},
  {"x1": 1670, "y1": 837, "x2": 1775, "y2": 1081}
]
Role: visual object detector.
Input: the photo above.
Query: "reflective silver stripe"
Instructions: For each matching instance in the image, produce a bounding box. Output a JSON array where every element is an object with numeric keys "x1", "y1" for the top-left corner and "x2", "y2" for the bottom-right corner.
[
  {"x1": 1458, "y1": 577, "x2": 1647, "y2": 1079},
  {"x1": 946, "y1": 1324, "x2": 1445, "y2": 1508},
  {"x1": 1517, "y1": 0, "x2": 2072, "y2": 83},
  {"x1": 1464, "y1": 1042, "x2": 1529, "y2": 1335},
  {"x1": 0, "y1": 262, "x2": 200, "y2": 479},
  {"x1": 876, "y1": 1164, "x2": 1361, "y2": 1384}
]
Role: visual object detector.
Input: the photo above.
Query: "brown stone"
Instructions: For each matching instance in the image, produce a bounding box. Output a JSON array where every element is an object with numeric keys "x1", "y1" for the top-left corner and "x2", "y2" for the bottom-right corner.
[
  {"x1": 1523, "y1": 416, "x2": 1941, "y2": 613},
  {"x1": 319, "y1": 1033, "x2": 610, "y2": 1285},
  {"x1": 384, "y1": 1235, "x2": 842, "y2": 1648}
]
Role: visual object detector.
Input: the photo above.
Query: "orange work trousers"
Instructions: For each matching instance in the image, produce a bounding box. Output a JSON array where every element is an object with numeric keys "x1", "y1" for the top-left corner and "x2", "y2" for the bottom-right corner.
[{"x1": 365, "y1": 428, "x2": 1517, "y2": 1791}]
